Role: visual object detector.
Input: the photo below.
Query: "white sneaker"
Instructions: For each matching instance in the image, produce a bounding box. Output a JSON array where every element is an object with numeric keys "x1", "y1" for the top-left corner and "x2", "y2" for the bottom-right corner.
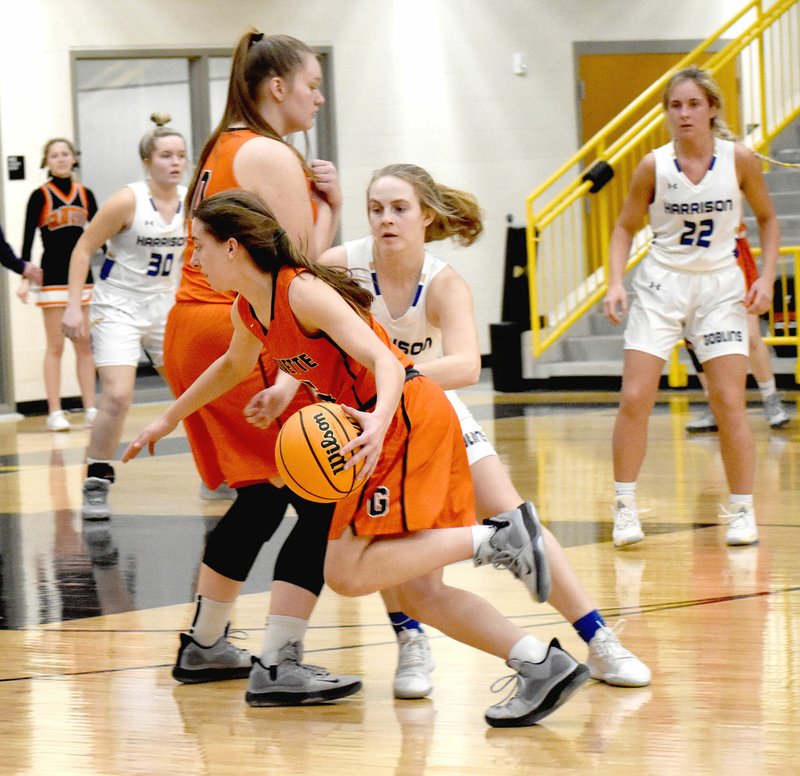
[
  {"x1": 722, "y1": 503, "x2": 758, "y2": 546},
  {"x1": 586, "y1": 622, "x2": 651, "y2": 687},
  {"x1": 612, "y1": 495, "x2": 644, "y2": 548},
  {"x1": 763, "y1": 394, "x2": 790, "y2": 429},
  {"x1": 84, "y1": 407, "x2": 98, "y2": 428},
  {"x1": 393, "y1": 629, "x2": 435, "y2": 699},
  {"x1": 46, "y1": 410, "x2": 71, "y2": 432}
]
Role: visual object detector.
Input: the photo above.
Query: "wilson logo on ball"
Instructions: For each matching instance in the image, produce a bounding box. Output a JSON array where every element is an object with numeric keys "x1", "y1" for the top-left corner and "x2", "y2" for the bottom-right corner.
[
  {"x1": 275, "y1": 402, "x2": 364, "y2": 503},
  {"x1": 313, "y1": 410, "x2": 348, "y2": 475}
]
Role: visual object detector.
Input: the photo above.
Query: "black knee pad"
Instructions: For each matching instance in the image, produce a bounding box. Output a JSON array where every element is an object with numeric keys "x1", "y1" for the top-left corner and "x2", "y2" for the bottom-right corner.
[
  {"x1": 272, "y1": 495, "x2": 334, "y2": 595},
  {"x1": 202, "y1": 483, "x2": 290, "y2": 581}
]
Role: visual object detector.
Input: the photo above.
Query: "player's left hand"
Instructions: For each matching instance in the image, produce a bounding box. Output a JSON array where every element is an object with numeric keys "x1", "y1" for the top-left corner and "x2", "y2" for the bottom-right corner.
[
  {"x1": 745, "y1": 276, "x2": 773, "y2": 316},
  {"x1": 310, "y1": 159, "x2": 342, "y2": 210},
  {"x1": 338, "y1": 403, "x2": 387, "y2": 483},
  {"x1": 244, "y1": 386, "x2": 293, "y2": 429}
]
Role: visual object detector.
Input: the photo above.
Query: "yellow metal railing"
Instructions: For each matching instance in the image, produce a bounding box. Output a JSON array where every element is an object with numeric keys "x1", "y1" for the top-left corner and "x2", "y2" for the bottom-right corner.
[{"x1": 526, "y1": 0, "x2": 800, "y2": 383}]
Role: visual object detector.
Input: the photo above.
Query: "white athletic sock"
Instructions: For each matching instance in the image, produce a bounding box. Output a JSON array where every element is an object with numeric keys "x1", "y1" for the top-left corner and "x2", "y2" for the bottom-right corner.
[
  {"x1": 471, "y1": 524, "x2": 495, "y2": 556},
  {"x1": 189, "y1": 595, "x2": 234, "y2": 647},
  {"x1": 613, "y1": 481, "x2": 636, "y2": 500},
  {"x1": 757, "y1": 379, "x2": 777, "y2": 402},
  {"x1": 729, "y1": 493, "x2": 754, "y2": 507},
  {"x1": 509, "y1": 634, "x2": 549, "y2": 664},
  {"x1": 261, "y1": 615, "x2": 309, "y2": 665}
]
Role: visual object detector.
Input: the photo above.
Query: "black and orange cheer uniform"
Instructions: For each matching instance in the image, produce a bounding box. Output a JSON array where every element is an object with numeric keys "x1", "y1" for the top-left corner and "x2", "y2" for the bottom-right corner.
[{"x1": 22, "y1": 176, "x2": 97, "y2": 307}]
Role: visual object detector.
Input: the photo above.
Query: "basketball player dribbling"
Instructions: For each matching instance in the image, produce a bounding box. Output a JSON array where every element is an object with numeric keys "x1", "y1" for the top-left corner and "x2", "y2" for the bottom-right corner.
[{"x1": 123, "y1": 189, "x2": 590, "y2": 728}]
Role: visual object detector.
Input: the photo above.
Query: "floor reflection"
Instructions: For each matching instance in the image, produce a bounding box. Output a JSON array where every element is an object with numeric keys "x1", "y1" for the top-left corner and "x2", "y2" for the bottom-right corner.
[{"x1": 0, "y1": 507, "x2": 302, "y2": 630}]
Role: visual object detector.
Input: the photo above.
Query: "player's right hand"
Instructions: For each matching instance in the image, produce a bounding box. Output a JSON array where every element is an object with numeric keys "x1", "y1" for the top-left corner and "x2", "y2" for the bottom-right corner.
[{"x1": 603, "y1": 283, "x2": 628, "y2": 325}]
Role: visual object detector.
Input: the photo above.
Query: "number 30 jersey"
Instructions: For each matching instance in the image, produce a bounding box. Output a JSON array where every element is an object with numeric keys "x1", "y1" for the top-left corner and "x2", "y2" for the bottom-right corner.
[
  {"x1": 649, "y1": 138, "x2": 740, "y2": 272},
  {"x1": 98, "y1": 180, "x2": 187, "y2": 296}
]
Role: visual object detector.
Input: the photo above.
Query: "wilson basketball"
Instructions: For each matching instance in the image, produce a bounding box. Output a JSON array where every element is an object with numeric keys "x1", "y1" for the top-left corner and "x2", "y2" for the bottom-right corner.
[{"x1": 275, "y1": 402, "x2": 364, "y2": 503}]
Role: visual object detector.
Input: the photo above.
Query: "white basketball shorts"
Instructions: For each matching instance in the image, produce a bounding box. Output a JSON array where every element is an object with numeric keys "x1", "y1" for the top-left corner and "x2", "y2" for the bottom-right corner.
[
  {"x1": 89, "y1": 285, "x2": 175, "y2": 368},
  {"x1": 624, "y1": 257, "x2": 748, "y2": 364}
]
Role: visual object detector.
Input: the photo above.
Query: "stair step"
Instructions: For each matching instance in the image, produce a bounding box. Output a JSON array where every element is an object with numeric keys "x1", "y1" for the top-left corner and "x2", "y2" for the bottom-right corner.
[
  {"x1": 775, "y1": 147, "x2": 800, "y2": 164},
  {"x1": 769, "y1": 191, "x2": 800, "y2": 217},
  {"x1": 563, "y1": 335, "x2": 623, "y2": 361},
  {"x1": 762, "y1": 168, "x2": 800, "y2": 192},
  {"x1": 743, "y1": 215, "x2": 800, "y2": 251},
  {"x1": 527, "y1": 355, "x2": 797, "y2": 380},
  {"x1": 588, "y1": 312, "x2": 620, "y2": 336}
]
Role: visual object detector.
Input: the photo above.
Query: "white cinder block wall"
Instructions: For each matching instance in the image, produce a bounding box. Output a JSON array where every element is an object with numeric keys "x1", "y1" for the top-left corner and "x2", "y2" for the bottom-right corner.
[{"x1": 0, "y1": 0, "x2": 746, "y2": 403}]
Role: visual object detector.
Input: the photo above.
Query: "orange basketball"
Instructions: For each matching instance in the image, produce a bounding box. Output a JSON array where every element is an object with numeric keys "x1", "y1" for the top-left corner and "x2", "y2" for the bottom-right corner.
[{"x1": 275, "y1": 402, "x2": 364, "y2": 503}]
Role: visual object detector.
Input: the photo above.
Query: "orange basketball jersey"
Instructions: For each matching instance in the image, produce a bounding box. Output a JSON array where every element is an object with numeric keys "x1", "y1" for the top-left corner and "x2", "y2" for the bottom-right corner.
[
  {"x1": 236, "y1": 268, "x2": 413, "y2": 409},
  {"x1": 166, "y1": 131, "x2": 318, "y2": 487},
  {"x1": 176, "y1": 129, "x2": 258, "y2": 305},
  {"x1": 235, "y1": 268, "x2": 475, "y2": 538}
]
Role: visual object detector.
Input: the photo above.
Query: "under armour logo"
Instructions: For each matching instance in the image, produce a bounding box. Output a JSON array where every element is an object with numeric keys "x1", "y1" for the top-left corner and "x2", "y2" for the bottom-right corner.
[
  {"x1": 649, "y1": 282, "x2": 661, "y2": 290},
  {"x1": 667, "y1": 183, "x2": 678, "y2": 189}
]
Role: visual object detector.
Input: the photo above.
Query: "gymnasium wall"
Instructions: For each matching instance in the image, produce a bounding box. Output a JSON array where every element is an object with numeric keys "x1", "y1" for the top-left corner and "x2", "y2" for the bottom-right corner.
[{"x1": 0, "y1": 0, "x2": 747, "y2": 403}]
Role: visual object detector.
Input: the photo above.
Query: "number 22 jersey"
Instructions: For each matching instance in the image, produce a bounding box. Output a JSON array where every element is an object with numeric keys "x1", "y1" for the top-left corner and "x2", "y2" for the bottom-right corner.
[{"x1": 648, "y1": 138, "x2": 740, "y2": 273}]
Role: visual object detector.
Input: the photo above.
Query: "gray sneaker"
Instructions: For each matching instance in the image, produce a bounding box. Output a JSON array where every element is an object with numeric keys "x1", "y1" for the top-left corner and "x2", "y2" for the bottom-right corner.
[
  {"x1": 475, "y1": 501, "x2": 551, "y2": 603},
  {"x1": 245, "y1": 641, "x2": 362, "y2": 706},
  {"x1": 172, "y1": 632, "x2": 254, "y2": 684},
  {"x1": 199, "y1": 481, "x2": 238, "y2": 501},
  {"x1": 82, "y1": 477, "x2": 111, "y2": 520},
  {"x1": 685, "y1": 408, "x2": 718, "y2": 433},
  {"x1": 763, "y1": 394, "x2": 790, "y2": 429},
  {"x1": 484, "y1": 638, "x2": 590, "y2": 728},
  {"x1": 82, "y1": 523, "x2": 119, "y2": 568}
]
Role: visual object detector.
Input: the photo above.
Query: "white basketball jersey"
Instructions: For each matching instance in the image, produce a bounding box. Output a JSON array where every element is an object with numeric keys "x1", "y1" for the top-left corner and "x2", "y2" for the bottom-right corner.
[
  {"x1": 97, "y1": 181, "x2": 187, "y2": 295},
  {"x1": 649, "y1": 139, "x2": 740, "y2": 272},
  {"x1": 344, "y1": 236, "x2": 447, "y2": 362}
]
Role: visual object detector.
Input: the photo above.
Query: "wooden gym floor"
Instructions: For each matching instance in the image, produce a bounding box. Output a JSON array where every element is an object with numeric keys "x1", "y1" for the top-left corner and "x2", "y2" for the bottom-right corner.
[{"x1": 1, "y1": 380, "x2": 798, "y2": 775}]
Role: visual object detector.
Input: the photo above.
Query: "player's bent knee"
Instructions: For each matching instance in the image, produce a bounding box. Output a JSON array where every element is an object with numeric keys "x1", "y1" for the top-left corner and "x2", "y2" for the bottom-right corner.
[{"x1": 324, "y1": 569, "x2": 375, "y2": 597}]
